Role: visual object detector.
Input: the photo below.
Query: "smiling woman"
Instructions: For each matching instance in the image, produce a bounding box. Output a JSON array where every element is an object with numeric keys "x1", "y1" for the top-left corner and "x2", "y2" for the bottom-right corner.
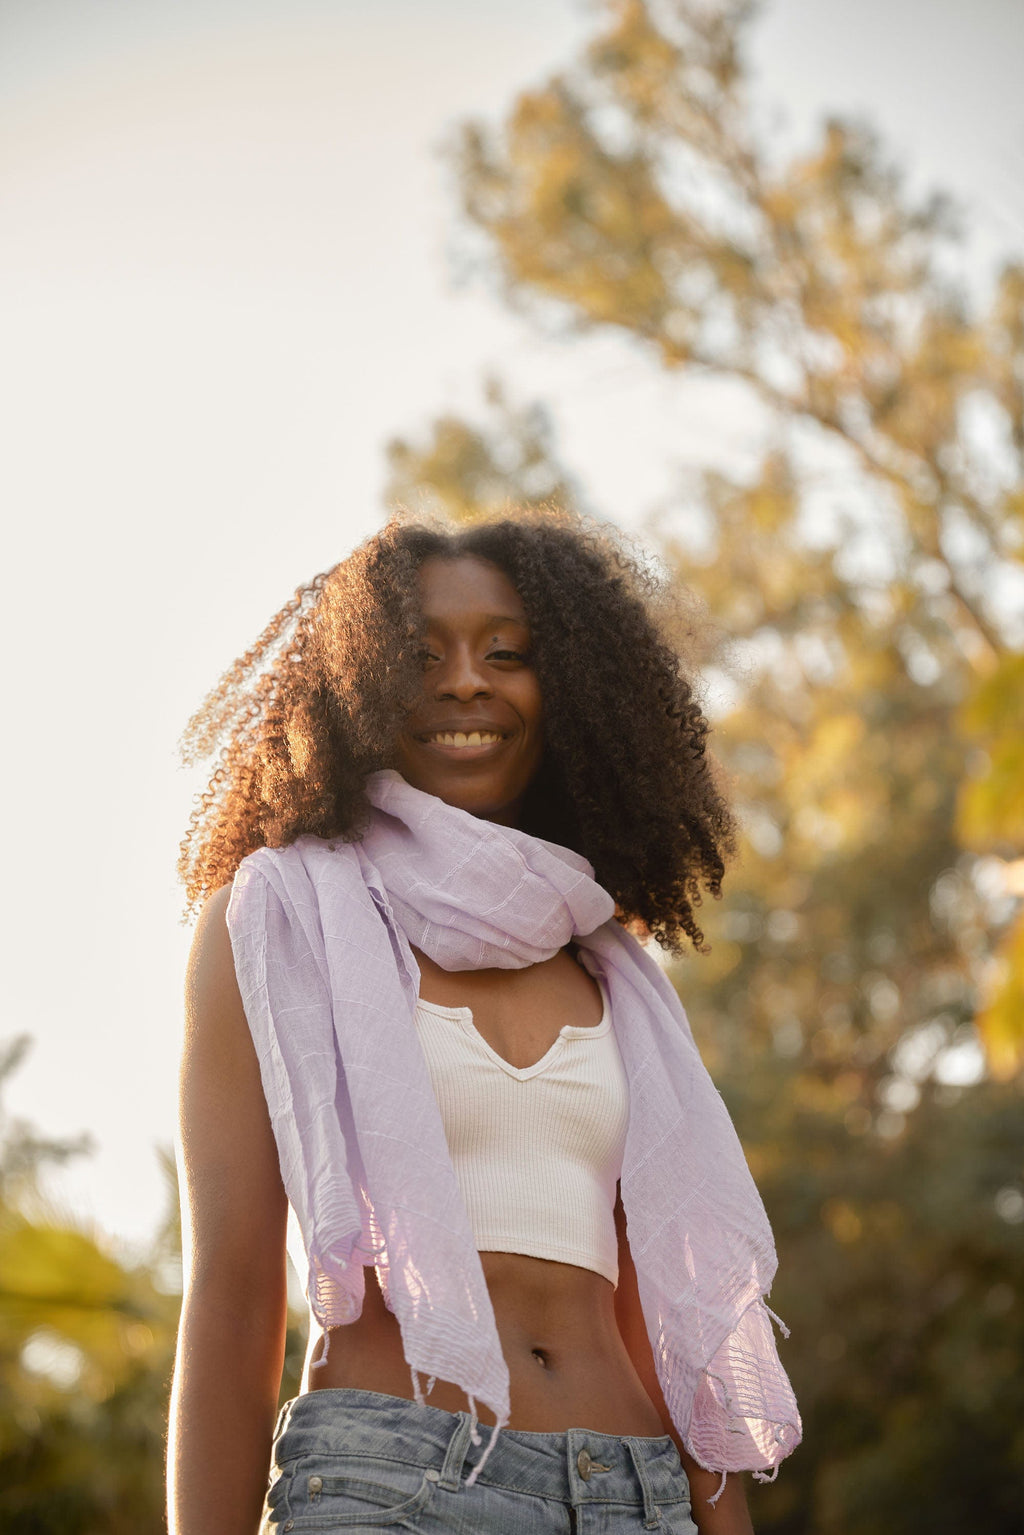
[{"x1": 169, "y1": 509, "x2": 800, "y2": 1535}]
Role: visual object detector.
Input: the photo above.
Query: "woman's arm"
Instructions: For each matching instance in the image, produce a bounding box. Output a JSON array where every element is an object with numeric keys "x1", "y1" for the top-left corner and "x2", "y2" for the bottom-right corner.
[
  {"x1": 613, "y1": 1194, "x2": 755, "y2": 1535},
  {"x1": 167, "y1": 886, "x2": 290, "y2": 1535}
]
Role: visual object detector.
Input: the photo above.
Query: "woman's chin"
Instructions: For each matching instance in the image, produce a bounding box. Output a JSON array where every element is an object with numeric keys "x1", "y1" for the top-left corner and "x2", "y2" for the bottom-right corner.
[
  {"x1": 436, "y1": 786, "x2": 522, "y2": 826},
  {"x1": 398, "y1": 770, "x2": 522, "y2": 826}
]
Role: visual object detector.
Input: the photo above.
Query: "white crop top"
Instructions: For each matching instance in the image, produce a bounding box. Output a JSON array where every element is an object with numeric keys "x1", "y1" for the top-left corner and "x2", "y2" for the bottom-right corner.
[{"x1": 414, "y1": 982, "x2": 630, "y2": 1286}]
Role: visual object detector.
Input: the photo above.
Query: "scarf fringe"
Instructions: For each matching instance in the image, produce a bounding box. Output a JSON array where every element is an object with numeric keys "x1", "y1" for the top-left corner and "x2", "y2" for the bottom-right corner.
[
  {"x1": 465, "y1": 1418, "x2": 502, "y2": 1487},
  {"x1": 707, "y1": 1470, "x2": 728, "y2": 1506}
]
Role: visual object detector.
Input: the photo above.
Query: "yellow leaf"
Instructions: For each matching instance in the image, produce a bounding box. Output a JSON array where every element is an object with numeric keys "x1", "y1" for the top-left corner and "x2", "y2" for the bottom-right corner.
[{"x1": 974, "y1": 913, "x2": 1024, "y2": 1081}]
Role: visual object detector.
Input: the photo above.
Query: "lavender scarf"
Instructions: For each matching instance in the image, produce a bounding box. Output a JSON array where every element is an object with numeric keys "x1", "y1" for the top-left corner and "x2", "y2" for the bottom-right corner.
[{"x1": 227, "y1": 771, "x2": 800, "y2": 1479}]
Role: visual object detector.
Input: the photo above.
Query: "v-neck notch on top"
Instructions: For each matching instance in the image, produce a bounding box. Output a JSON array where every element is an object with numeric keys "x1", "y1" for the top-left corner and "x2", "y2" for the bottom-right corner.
[{"x1": 414, "y1": 984, "x2": 610, "y2": 1080}]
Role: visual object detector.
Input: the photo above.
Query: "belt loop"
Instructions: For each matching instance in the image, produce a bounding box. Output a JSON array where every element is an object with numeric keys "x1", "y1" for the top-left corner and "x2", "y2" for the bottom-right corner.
[
  {"x1": 624, "y1": 1438, "x2": 661, "y2": 1530},
  {"x1": 438, "y1": 1411, "x2": 475, "y2": 1492}
]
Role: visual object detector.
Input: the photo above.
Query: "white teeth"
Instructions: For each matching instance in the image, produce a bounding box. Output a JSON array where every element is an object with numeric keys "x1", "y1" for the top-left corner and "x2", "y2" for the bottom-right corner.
[{"x1": 428, "y1": 731, "x2": 502, "y2": 747}]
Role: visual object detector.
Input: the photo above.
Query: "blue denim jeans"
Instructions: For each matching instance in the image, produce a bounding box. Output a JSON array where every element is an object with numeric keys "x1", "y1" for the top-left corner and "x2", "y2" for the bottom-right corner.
[{"x1": 260, "y1": 1389, "x2": 698, "y2": 1533}]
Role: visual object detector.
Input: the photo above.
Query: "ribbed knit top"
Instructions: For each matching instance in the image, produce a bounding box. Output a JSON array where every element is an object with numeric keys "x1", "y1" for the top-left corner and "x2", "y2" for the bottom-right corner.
[{"x1": 414, "y1": 982, "x2": 629, "y2": 1286}]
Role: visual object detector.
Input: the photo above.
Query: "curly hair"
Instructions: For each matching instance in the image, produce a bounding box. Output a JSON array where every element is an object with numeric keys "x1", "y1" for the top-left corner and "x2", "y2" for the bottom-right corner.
[{"x1": 179, "y1": 508, "x2": 735, "y2": 952}]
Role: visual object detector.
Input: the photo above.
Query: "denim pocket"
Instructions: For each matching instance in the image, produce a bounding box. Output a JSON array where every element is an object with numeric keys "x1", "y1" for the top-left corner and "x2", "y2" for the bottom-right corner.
[{"x1": 282, "y1": 1458, "x2": 437, "y2": 1528}]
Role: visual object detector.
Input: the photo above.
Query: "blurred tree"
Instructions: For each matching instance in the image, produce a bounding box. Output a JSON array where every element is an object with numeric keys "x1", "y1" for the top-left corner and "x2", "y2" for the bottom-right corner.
[
  {"x1": 0, "y1": 1036, "x2": 92, "y2": 1201},
  {"x1": 0, "y1": 1036, "x2": 178, "y2": 1534},
  {"x1": 729, "y1": 1048, "x2": 1024, "y2": 1533},
  {"x1": 384, "y1": 0, "x2": 1024, "y2": 1526},
  {"x1": 956, "y1": 651, "x2": 1024, "y2": 1079},
  {"x1": 384, "y1": 377, "x2": 578, "y2": 522},
  {"x1": 0, "y1": 1039, "x2": 309, "y2": 1533}
]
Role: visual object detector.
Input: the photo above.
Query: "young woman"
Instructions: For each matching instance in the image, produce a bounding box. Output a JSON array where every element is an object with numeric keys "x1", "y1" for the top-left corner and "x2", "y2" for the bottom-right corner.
[{"x1": 168, "y1": 512, "x2": 800, "y2": 1535}]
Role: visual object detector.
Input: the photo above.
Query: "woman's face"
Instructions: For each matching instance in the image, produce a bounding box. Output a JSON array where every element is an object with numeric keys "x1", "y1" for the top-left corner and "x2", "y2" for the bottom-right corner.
[{"x1": 393, "y1": 555, "x2": 544, "y2": 826}]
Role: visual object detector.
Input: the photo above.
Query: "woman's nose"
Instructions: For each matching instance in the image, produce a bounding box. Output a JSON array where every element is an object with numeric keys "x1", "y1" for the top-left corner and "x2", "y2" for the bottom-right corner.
[{"x1": 433, "y1": 647, "x2": 492, "y2": 700}]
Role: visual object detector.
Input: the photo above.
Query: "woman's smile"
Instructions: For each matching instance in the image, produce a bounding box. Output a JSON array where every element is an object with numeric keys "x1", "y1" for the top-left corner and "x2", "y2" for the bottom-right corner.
[
  {"x1": 394, "y1": 555, "x2": 545, "y2": 825},
  {"x1": 414, "y1": 727, "x2": 507, "y2": 750},
  {"x1": 408, "y1": 727, "x2": 513, "y2": 766}
]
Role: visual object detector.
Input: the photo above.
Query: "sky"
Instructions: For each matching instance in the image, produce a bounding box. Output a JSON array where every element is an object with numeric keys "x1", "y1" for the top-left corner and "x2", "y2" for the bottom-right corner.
[{"x1": 2, "y1": 0, "x2": 1023, "y2": 1256}]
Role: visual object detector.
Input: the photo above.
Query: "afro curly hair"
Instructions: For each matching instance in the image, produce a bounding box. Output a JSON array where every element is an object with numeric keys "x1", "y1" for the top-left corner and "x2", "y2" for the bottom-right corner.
[{"x1": 179, "y1": 508, "x2": 734, "y2": 953}]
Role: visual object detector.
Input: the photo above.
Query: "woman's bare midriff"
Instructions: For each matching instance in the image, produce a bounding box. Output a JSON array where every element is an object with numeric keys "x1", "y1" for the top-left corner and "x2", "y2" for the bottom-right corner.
[
  {"x1": 304, "y1": 944, "x2": 665, "y2": 1437},
  {"x1": 304, "y1": 1251, "x2": 664, "y2": 1436}
]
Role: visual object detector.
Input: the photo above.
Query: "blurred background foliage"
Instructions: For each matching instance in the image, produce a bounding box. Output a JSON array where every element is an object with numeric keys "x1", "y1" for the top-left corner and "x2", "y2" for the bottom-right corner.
[
  {"x1": 6, "y1": 1, "x2": 1022, "y2": 1530},
  {"x1": 0, "y1": 1039, "x2": 307, "y2": 1533},
  {"x1": 0, "y1": 1036, "x2": 178, "y2": 1534}
]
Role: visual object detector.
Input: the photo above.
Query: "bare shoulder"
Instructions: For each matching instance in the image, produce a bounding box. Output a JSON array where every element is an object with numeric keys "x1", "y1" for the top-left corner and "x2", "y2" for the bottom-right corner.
[
  {"x1": 184, "y1": 886, "x2": 239, "y2": 1030},
  {"x1": 182, "y1": 882, "x2": 261, "y2": 1108}
]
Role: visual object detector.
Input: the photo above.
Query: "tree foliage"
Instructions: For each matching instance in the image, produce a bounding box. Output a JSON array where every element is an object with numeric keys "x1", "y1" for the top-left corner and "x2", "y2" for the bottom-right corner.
[
  {"x1": 727, "y1": 1051, "x2": 1024, "y2": 1533},
  {"x1": 956, "y1": 652, "x2": 1024, "y2": 1078},
  {"x1": 0, "y1": 1040, "x2": 309, "y2": 1532},
  {"x1": 0, "y1": 1040, "x2": 179, "y2": 1532},
  {"x1": 384, "y1": 377, "x2": 577, "y2": 522}
]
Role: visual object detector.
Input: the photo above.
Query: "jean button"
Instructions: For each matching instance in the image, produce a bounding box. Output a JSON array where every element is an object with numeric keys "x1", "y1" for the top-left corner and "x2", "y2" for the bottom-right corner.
[
  {"x1": 577, "y1": 1449, "x2": 592, "y2": 1481},
  {"x1": 426, "y1": 1469, "x2": 440, "y2": 1483}
]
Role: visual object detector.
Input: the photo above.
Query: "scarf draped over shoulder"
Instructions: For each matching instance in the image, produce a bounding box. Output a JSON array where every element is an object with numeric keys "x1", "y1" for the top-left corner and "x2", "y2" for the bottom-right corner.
[{"x1": 227, "y1": 771, "x2": 801, "y2": 1479}]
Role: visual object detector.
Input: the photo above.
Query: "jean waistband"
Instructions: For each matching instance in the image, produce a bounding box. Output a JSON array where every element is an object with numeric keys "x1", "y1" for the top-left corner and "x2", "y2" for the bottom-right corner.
[{"x1": 272, "y1": 1389, "x2": 688, "y2": 1521}]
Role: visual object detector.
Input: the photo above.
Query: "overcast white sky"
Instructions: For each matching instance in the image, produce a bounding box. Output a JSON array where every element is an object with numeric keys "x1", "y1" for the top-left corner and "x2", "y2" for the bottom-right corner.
[{"x1": 2, "y1": 0, "x2": 1022, "y2": 1256}]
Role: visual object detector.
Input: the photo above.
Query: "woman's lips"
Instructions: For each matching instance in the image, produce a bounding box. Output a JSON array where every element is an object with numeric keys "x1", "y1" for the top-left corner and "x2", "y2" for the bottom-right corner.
[
  {"x1": 418, "y1": 730, "x2": 503, "y2": 747},
  {"x1": 411, "y1": 728, "x2": 511, "y2": 758}
]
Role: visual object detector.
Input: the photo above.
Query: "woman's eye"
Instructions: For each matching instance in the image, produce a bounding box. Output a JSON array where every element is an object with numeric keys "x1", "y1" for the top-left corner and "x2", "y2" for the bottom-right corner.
[{"x1": 488, "y1": 649, "x2": 526, "y2": 663}]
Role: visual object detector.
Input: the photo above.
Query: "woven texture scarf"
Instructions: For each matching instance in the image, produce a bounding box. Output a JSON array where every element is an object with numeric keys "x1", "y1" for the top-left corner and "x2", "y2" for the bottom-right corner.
[{"x1": 227, "y1": 770, "x2": 801, "y2": 1478}]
